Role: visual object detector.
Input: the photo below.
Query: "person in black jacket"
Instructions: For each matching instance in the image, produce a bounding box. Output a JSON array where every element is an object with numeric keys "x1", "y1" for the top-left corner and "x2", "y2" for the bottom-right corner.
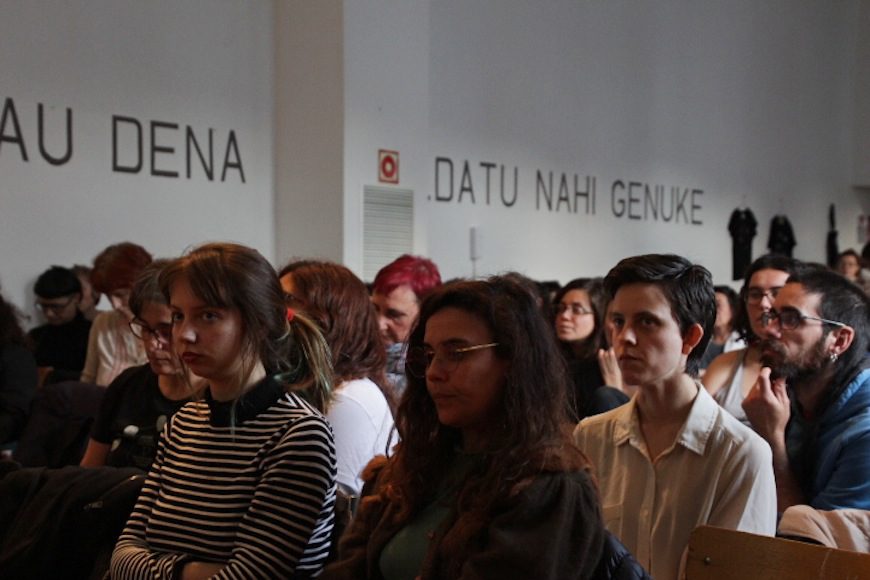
[{"x1": 0, "y1": 293, "x2": 37, "y2": 445}]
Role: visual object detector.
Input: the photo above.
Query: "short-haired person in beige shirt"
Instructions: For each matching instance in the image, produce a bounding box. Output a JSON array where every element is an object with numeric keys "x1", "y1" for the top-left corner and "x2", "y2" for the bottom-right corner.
[{"x1": 574, "y1": 254, "x2": 776, "y2": 580}]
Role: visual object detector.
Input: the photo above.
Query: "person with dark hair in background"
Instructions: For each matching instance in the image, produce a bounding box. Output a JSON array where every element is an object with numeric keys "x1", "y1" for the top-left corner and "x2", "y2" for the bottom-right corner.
[
  {"x1": 27, "y1": 266, "x2": 92, "y2": 384},
  {"x1": 835, "y1": 248, "x2": 870, "y2": 295},
  {"x1": 111, "y1": 243, "x2": 337, "y2": 579},
  {"x1": 697, "y1": 285, "x2": 745, "y2": 372},
  {"x1": 81, "y1": 243, "x2": 152, "y2": 386},
  {"x1": 835, "y1": 249, "x2": 861, "y2": 283},
  {"x1": 371, "y1": 255, "x2": 442, "y2": 395},
  {"x1": 0, "y1": 293, "x2": 37, "y2": 445},
  {"x1": 552, "y1": 278, "x2": 628, "y2": 421},
  {"x1": 80, "y1": 260, "x2": 201, "y2": 470},
  {"x1": 575, "y1": 254, "x2": 775, "y2": 580},
  {"x1": 326, "y1": 275, "x2": 607, "y2": 580},
  {"x1": 72, "y1": 264, "x2": 102, "y2": 321},
  {"x1": 280, "y1": 260, "x2": 396, "y2": 494},
  {"x1": 743, "y1": 265, "x2": 870, "y2": 511},
  {"x1": 704, "y1": 254, "x2": 800, "y2": 427}
]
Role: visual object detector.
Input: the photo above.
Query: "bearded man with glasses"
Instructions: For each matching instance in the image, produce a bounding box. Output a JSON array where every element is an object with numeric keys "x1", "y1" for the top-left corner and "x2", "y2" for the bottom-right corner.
[{"x1": 743, "y1": 265, "x2": 870, "y2": 512}]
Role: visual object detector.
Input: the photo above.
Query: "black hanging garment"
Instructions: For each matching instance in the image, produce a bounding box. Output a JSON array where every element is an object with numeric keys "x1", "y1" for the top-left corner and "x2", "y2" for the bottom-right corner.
[
  {"x1": 826, "y1": 204, "x2": 839, "y2": 268},
  {"x1": 728, "y1": 208, "x2": 757, "y2": 280},
  {"x1": 768, "y1": 215, "x2": 796, "y2": 257}
]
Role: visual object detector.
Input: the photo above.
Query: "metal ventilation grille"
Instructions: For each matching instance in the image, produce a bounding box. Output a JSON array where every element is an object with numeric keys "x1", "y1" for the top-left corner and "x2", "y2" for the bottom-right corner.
[{"x1": 363, "y1": 186, "x2": 414, "y2": 282}]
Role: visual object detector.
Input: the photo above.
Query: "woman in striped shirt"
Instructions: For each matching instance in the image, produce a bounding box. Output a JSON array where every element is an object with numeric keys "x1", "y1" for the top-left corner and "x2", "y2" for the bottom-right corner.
[{"x1": 111, "y1": 243, "x2": 337, "y2": 579}]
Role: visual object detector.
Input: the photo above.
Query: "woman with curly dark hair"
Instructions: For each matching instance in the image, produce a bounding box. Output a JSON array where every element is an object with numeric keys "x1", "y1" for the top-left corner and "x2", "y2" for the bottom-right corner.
[
  {"x1": 279, "y1": 260, "x2": 396, "y2": 494},
  {"x1": 552, "y1": 278, "x2": 628, "y2": 421},
  {"x1": 0, "y1": 293, "x2": 37, "y2": 444},
  {"x1": 324, "y1": 275, "x2": 606, "y2": 580}
]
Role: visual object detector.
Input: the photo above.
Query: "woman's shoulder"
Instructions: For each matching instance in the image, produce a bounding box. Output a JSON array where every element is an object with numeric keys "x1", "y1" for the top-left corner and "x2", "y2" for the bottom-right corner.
[
  {"x1": 702, "y1": 348, "x2": 746, "y2": 394},
  {"x1": 330, "y1": 378, "x2": 392, "y2": 421},
  {"x1": 276, "y1": 392, "x2": 336, "y2": 438},
  {"x1": 507, "y1": 467, "x2": 600, "y2": 520},
  {"x1": 105, "y1": 363, "x2": 154, "y2": 390}
]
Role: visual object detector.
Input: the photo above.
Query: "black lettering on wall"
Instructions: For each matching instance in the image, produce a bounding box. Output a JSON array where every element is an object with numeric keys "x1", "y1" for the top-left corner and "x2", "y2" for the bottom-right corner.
[
  {"x1": 480, "y1": 161, "x2": 495, "y2": 205},
  {"x1": 186, "y1": 126, "x2": 214, "y2": 180},
  {"x1": 458, "y1": 161, "x2": 474, "y2": 203},
  {"x1": 221, "y1": 130, "x2": 245, "y2": 183},
  {"x1": 37, "y1": 103, "x2": 72, "y2": 166},
  {"x1": 611, "y1": 180, "x2": 625, "y2": 217},
  {"x1": 627, "y1": 181, "x2": 642, "y2": 220},
  {"x1": 556, "y1": 174, "x2": 571, "y2": 212},
  {"x1": 574, "y1": 175, "x2": 594, "y2": 215},
  {"x1": 150, "y1": 121, "x2": 179, "y2": 178},
  {"x1": 0, "y1": 97, "x2": 28, "y2": 161},
  {"x1": 661, "y1": 187, "x2": 675, "y2": 222},
  {"x1": 644, "y1": 184, "x2": 658, "y2": 220},
  {"x1": 674, "y1": 187, "x2": 690, "y2": 223},
  {"x1": 112, "y1": 115, "x2": 142, "y2": 173},
  {"x1": 536, "y1": 170, "x2": 553, "y2": 211},
  {"x1": 501, "y1": 165, "x2": 518, "y2": 207},
  {"x1": 691, "y1": 189, "x2": 703, "y2": 225},
  {"x1": 435, "y1": 157, "x2": 453, "y2": 201}
]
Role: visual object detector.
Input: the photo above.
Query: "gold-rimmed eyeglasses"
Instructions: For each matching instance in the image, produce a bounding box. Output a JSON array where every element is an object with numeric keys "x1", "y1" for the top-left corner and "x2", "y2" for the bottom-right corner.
[{"x1": 406, "y1": 342, "x2": 500, "y2": 378}]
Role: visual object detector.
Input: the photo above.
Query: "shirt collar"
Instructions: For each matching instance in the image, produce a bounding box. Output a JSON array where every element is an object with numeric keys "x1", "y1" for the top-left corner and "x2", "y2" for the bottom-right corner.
[
  {"x1": 612, "y1": 396, "x2": 638, "y2": 446},
  {"x1": 612, "y1": 382, "x2": 717, "y2": 457},
  {"x1": 674, "y1": 383, "x2": 717, "y2": 455},
  {"x1": 205, "y1": 375, "x2": 285, "y2": 427}
]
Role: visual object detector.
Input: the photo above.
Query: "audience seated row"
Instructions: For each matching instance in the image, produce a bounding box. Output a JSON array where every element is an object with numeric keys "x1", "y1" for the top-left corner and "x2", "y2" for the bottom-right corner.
[{"x1": 1, "y1": 244, "x2": 868, "y2": 579}]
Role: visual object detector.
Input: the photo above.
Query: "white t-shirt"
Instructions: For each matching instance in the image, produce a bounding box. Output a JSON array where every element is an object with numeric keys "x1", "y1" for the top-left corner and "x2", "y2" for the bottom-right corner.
[
  {"x1": 574, "y1": 385, "x2": 776, "y2": 580},
  {"x1": 327, "y1": 377, "x2": 395, "y2": 494}
]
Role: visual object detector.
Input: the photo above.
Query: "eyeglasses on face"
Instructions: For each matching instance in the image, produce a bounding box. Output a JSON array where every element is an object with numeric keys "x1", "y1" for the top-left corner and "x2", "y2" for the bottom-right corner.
[
  {"x1": 129, "y1": 319, "x2": 172, "y2": 342},
  {"x1": 554, "y1": 303, "x2": 593, "y2": 316},
  {"x1": 745, "y1": 287, "x2": 783, "y2": 304},
  {"x1": 760, "y1": 309, "x2": 846, "y2": 331},
  {"x1": 405, "y1": 342, "x2": 499, "y2": 378},
  {"x1": 35, "y1": 296, "x2": 76, "y2": 313}
]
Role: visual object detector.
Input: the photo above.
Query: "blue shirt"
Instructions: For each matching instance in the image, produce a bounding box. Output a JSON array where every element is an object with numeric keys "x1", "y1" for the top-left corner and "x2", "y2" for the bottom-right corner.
[{"x1": 786, "y1": 365, "x2": 870, "y2": 510}]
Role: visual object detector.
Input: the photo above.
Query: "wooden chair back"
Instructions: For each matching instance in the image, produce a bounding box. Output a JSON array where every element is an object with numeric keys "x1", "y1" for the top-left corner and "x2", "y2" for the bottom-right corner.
[{"x1": 686, "y1": 525, "x2": 870, "y2": 579}]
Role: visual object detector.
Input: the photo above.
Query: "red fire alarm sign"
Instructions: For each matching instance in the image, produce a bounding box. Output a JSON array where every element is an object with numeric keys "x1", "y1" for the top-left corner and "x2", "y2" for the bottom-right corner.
[{"x1": 379, "y1": 149, "x2": 399, "y2": 184}]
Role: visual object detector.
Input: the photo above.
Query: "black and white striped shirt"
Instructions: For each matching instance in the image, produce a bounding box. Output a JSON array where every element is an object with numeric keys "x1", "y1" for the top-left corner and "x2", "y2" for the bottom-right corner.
[{"x1": 111, "y1": 377, "x2": 336, "y2": 579}]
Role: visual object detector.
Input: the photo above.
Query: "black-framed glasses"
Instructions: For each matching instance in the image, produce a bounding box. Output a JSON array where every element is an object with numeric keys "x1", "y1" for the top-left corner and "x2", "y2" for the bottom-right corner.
[
  {"x1": 745, "y1": 287, "x2": 782, "y2": 304},
  {"x1": 35, "y1": 296, "x2": 76, "y2": 313},
  {"x1": 406, "y1": 342, "x2": 499, "y2": 378},
  {"x1": 761, "y1": 309, "x2": 846, "y2": 331},
  {"x1": 129, "y1": 319, "x2": 172, "y2": 342},
  {"x1": 554, "y1": 303, "x2": 593, "y2": 316}
]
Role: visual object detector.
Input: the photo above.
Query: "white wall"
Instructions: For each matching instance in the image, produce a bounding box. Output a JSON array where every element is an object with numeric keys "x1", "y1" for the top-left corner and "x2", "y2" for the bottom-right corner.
[
  {"x1": 2, "y1": 0, "x2": 864, "y2": 324},
  {"x1": 342, "y1": 0, "x2": 430, "y2": 274},
  {"x1": 274, "y1": 0, "x2": 344, "y2": 267},
  {"x1": 343, "y1": 0, "x2": 864, "y2": 284},
  {"x1": 0, "y1": 1, "x2": 273, "y2": 322},
  {"x1": 854, "y1": 0, "x2": 870, "y2": 188}
]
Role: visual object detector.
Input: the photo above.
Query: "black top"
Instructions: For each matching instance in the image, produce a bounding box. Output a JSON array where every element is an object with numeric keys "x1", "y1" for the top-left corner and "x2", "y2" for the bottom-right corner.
[
  {"x1": 0, "y1": 344, "x2": 37, "y2": 443},
  {"x1": 768, "y1": 215, "x2": 796, "y2": 257},
  {"x1": 90, "y1": 364, "x2": 191, "y2": 470},
  {"x1": 728, "y1": 208, "x2": 757, "y2": 281},
  {"x1": 27, "y1": 311, "x2": 92, "y2": 379},
  {"x1": 568, "y1": 358, "x2": 629, "y2": 423}
]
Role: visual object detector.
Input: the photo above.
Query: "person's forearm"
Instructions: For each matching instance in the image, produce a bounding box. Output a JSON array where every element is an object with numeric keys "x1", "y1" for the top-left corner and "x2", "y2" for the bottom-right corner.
[
  {"x1": 181, "y1": 561, "x2": 225, "y2": 580},
  {"x1": 769, "y1": 438, "x2": 806, "y2": 511}
]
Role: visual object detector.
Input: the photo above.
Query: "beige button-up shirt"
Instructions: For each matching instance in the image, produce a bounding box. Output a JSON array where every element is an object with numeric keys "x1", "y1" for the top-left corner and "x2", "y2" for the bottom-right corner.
[{"x1": 574, "y1": 385, "x2": 776, "y2": 580}]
